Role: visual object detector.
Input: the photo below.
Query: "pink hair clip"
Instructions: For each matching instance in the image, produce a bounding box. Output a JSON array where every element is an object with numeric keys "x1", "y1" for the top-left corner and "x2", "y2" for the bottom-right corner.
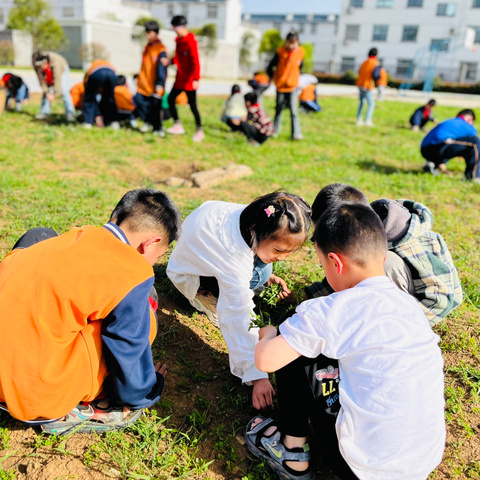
[{"x1": 264, "y1": 205, "x2": 275, "y2": 217}]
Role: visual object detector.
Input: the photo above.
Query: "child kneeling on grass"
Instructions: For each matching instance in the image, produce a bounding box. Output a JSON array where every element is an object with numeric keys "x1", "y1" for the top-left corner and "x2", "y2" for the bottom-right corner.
[
  {"x1": 0, "y1": 189, "x2": 181, "y2": 435},
  {"x1": 246, "y1": 203, "x2": 445, "y2": 480}
]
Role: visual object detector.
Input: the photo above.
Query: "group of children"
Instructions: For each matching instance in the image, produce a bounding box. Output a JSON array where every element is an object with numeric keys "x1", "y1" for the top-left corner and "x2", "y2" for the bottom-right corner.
[{"x1": 0, "y1": 178, "x2": 461, "y2": 479}]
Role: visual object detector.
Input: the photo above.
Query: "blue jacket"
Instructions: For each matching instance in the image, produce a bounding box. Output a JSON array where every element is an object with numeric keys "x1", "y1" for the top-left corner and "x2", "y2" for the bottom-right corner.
[{"x1": 421, "y1": 117, "x2": 478, "y2": 148}]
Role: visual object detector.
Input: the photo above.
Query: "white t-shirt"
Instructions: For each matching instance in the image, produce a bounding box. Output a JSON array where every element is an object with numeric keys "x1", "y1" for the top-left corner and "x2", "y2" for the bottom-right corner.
[
  {"x1": 167, "y1": 201, "x2": 267, "y2": 383},
  {"x1": 279, "y1": 276, "x2": 445, "y2": 480}
]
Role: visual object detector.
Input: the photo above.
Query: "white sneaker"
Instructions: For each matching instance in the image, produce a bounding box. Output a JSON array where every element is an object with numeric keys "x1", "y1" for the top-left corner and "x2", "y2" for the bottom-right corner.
[
  {"x1": 153, "y1": 129, "x2": 166, "y2": 138},
  {"x1": 356, "y1": 118, "x2": 364, "y2": 126},
  {"x1": 83, "y1": 123, "x2": 93, "y2": 129},
  {"x1": 139, "y1": 123, "x2": 151, "y2": 133},
  {"x1": 130, "y1": 119, "x2": 138, "y2": 129},
  {"x1": 35, "y1": 113, "x2": 48, "y2": 120},
  {"x1": 66, "y1": 113, "x2": 76, "y2": 123},
  {"x1": 15, "y1": 103, "x2": 22, "y2": 113},
  {"x1": 189, "y1": 292, "x2": 219, "y2": 327},
  {"x1": 423, "y1": 161, "x2": 439, "y2": 176},
  {"x1": 292, "y1": 134, "x2": 303, "y2": 140},
  {"x1": 109, "y1": 121, "x2": 120, "y2": 130},
  {"x1": 365, "y1": 120, "x2": 374, "y2": 127}
]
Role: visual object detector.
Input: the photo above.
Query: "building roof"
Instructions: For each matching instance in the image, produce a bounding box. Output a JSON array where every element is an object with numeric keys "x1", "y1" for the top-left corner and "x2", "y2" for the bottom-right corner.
[{"x1": 242, "y1": 13, "x2": 338, "y2": 23}]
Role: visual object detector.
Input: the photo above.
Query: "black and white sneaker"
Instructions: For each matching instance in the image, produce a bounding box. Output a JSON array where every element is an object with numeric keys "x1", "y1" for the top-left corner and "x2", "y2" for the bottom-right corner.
[{"x1": 422, "y1": 161, "x2": 440, "y2": 176}]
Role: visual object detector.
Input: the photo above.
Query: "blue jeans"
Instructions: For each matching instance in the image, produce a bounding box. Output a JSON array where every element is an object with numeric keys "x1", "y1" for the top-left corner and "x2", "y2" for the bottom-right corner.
[
  {"x1": 274, "y1": 89, "x2": 302, "y2": 138},
  {"x1": 357, "y1": 88, "x2": 375, "y2": 122},
  {"x1": 83, "y1": 68, "x2": 117, "y2": 125},
  {"x1": 39, "y1": 67, "x2": 75, "y2": 116},
  {"x1": 7, "y1": 83, "x2": 29, "y2": 104},
  {"x1": 250, "y1": 258, "x2": 273, "y2": 291}
]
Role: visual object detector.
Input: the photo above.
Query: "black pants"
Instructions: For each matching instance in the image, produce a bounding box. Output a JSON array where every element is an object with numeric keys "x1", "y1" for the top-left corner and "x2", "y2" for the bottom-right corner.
[
  {"x1": 276, "y1": 355, "x2": 358, "y2": 480},
  {"x1": 83, "y1": 68, "x2": 117, "y2": 125},
  {"x1": 13, "y1": 228, "x2": 58, "y2": 250},
  {"x1": 421, "y1": 135, "x2": 480, "y2": 179},
  {"x1": 134, "y1": 93, "x2": 162, "y2": 132},
  {"x1": 168, "y1": 88, "x2": 202, "y2": 128},
  {"x1": 226, "y1": 119, "x2": 269, "y2": 144}
]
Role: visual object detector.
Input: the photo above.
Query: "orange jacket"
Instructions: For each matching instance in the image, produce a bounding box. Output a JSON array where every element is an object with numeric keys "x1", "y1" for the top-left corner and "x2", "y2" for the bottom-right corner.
[
  {"x1": 273, "y1": 46, "x2": 305, "y2": 93},
  {"x1": 0, "y1": 227, "x2": 156, "y2": 421},
  {"x1": 114, "y1": 85, "x2": 135, "y2": 112},
  {"x1": 299, "y1": 84, "x2": 316, "y2": 102},
  {"x1": 84, "y1": 60, "x2": 115, "y2": 83},
  {"x1": 70, "y1": 81, "x2": 85, "y2": 109},
  {"x1": 356, "y1": 57, "x2": 380, "y2": 90},
  {"x1": 137, "y1": 40, "x2": 166, "y2": 97},
  {"x1": 377, "y1": 68, "x2": 388, "y2": 87},
  {"x1": 253, "y1": 72, "x2": 270, "y2": 86}
]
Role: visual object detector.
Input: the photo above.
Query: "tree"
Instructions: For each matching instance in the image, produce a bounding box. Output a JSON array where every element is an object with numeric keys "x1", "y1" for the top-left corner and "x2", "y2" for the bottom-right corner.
[
  {"x1": 258, "y1": 29, "x2": 283, "y2": 58},
  {"x1": 0, "y1": 41, "x2": 14, "y2": 65},
  {"x1": 8, "y1": 0, "x2": 68, "y2": 51},
  {"x1": 132, "y1": 16, "x2": 163, "y2": 42},
  {"x1": 79, "y1": 43, "x2": 109, "y2": 63},
  {"x1": 302, "y1": 42, "x2": 314, "y2": 74},
  {"x1": 239, "y1": 31, "x2": 256, "y2": 71},
  {"x1": 191, "y1": 24, "x2": 217, "y2": 76}
]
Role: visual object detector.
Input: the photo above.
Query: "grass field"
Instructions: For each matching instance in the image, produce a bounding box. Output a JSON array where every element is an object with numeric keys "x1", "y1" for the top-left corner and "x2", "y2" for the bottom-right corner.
[{"x1": 0, "y1": 93, "x2": 479, "y2": 480}]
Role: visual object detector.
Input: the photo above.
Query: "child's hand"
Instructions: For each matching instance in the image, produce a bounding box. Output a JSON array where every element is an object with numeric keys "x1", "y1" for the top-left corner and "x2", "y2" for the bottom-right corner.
[
  {"x1": 154, "y1": 362, "x2": 167, "y2": 378},
  {"x1": 258, "y1": 325, "x2": 277, "y2": 341},
  {"x1": 252, "y1": 378, "x2": 275, "y2": 410},
  {"x1": 155, "y1": 86, "x2": 164, "y2": 96},
  {"x1": 160, "y1": 57, "x2": 170, "y2": 67},
  {"x1": 192, "y1": 80, "x2": 199, "y2": 90},
  {"x1": 267, "y1": 274, "x2": 291, "y2": 299},
  {"x1": 46, "y1": 93, "x2": 55, "y2": 102}
]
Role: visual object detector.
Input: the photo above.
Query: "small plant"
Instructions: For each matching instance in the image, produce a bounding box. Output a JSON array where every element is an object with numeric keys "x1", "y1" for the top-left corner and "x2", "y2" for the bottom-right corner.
[{"x1": 0, "y1": 429, "x2": 10, "y2": 450}]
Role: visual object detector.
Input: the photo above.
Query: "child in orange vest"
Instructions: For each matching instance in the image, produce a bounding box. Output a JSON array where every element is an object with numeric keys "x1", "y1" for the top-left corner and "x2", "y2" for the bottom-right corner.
[
  {"x1": 114, "y1": 75, "x2": 136, "y2": 124},
  {"x1": 248, "y1": 71, "x2": 271, "y2": 105},
  {"x1": 355, "y1": 47, "x2": 380, "y2": 127},
  {"x1": 0, "y1": 189, "x2": 181, "y2": 435},
  {"x1": 299, "y1": 83, "x2": 321, "y2": 113},
  {"x1": 267, "y1": 31, "x2": 305, "y2": 140},
  {"x1": 135, "y1": 20, "x2": 167, "y2": 137}
]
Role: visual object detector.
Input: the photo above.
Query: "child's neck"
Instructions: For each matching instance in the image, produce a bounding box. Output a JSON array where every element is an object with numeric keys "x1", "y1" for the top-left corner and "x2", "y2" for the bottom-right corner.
[{"x1": 345, "y1": 262, "x2": 386, "y2": 289}]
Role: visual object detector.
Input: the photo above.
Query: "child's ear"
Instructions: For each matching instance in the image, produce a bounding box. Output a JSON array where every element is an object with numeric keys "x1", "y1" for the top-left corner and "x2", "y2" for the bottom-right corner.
[
  {"x1": 328, "y1": 252, "x2": 344, "y2": 274},
  {"x1": 139, "y1": 236, "x2": 162, "y2": 253}
]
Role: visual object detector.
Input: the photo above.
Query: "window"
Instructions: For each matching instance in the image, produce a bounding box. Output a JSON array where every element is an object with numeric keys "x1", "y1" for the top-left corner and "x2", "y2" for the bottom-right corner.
[
  {"x1": 297, "y1": 23, "x2": 304, "y2": 34},
  {"x1": 372, "y1": 25, "x2": 388, "y2": 41},
  {"x1": 408, "y1": 0, "x2": 423, "y2": 5},
  {"x1": 437, "y1": 3, "x2": 456, "y2": 16},
  {"x1": 396, "y1": 59, "x2": 411, "y2": 76},
  {"x1": 462, "y1": 62, "x2": 478, "y2": 81},
  {"x1": 181, "y1": 4, "x2": 189, "y2": 17},
  {"x1": 207, "y1": 5, "x2": 217, "y2": 19},
  {"x1": 62, "y1": 6, "x2": 74, "y2": 17},
  {"x1": 167, "y1": 5, "x2": 175, "y2": 17},
  {"x1": 345, "y1": 24, "x2": 360, "y2": 41},
  {"x1": 473, "y1": 0, "x2": 480, "y2": 7},
  {"x1": 470, "y1": 26, "x2": 480, "y2": 43},
  {"x1": 311, "y1": 23, "x2": 317, "y2": 34},
  {"x1": 402, "y1": 25, "x2": 418, "y2": 41},
  {"x1": 341, "y1": 57, "x2": 356, "y2": 72},
  {"x1": 377, "y1": 0, "x2": 393, "y2": 6},
  {"x1": 273, "y1": 23, "x2": 282, "y2": 31},
  {"x1": 350, "y1": 0, "x2": 364, "y2": 7},
  {"x1": 430, "y1": 38, "x2": 450, "y2": 51}
]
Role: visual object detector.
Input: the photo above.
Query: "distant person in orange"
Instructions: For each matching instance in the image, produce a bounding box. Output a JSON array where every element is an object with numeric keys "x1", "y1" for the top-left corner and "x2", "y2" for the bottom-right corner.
[
  {"x1": 0, "y1": 189, "x2": 181, "y2": 435},
  {"x1": 114, "y1": 75, "x2": 136, "y2": 123},
  {"x1": 267, "y1": 31, "x2": 305, "y2": 140},
  {"x1": 70, "y1": 81, "x2": 84, "y2": 111},
  {"x1": 135, "y1": 20, "x2": 167, "y2": 136},
  {"x1": 355, "y1": 47, "x2": 380, "y2": 127},
  {"x1": 377, "y1": 66, "x2": 388, "y2": 102},
  {"x1": 299, "y1": 83, "x2": 321, "y2": 113},
  {"x1": 248, "y1": 71, "x2": 271, "y2": 105},
  {"x1": 83, "y1": 60, "x2": 118, "y2": 128}
]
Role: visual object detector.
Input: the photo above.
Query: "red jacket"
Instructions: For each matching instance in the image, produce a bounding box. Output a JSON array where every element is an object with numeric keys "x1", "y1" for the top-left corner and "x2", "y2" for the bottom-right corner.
[{"x1": 173, "y1": 32, "x2": 201, "y2": 91}]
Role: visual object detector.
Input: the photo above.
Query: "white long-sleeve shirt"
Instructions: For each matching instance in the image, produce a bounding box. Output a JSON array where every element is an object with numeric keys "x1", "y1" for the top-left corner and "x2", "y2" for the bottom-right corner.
[{"x1": 166, "y1": 201, "x2": 268, "y2": 384}]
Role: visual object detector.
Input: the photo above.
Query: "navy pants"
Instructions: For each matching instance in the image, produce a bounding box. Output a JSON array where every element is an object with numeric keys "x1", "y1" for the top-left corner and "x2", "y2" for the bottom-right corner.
[
  {"x1": 134, "y1": 93, "x2": 162, "y2": 132},
  {"x1": 83, "y1": 68, "x2": 117, "y2": 125},
  {"x1": 421, "y1": 135, "x2": 480, "y2": 179}
]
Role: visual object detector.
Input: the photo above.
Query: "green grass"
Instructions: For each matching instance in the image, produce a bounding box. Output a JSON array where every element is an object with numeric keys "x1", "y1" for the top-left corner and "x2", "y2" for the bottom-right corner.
[{"x1": 0, "y1": 94, "x2": 479, "y2": 479}]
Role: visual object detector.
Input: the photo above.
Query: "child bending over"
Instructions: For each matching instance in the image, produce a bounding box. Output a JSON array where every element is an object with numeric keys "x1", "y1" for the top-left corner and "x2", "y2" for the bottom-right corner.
[
  {"x1": 410, "y1": 99, "x2": 437, "y2": 132},
  {"x1": 244, "y1": 92, "x2": 274, "y2": 145},
  {"x1": 0, "y1": 189, "x2": 181, "y2": 435},
  {"x1": 246, "y1": 203, "x2": 445, "y2": 480},
  {"x1": 306, "y1": 183, "x2": 462, "y2": 326},
  {"x1": 167, "y1": 192, "x2": 311, "y2": 410}
]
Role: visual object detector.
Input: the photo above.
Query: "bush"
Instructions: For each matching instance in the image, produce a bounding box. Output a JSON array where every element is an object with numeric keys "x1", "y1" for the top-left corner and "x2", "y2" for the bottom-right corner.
[
  {"x1": 79, "y1": 43, "x2": 109, "y2": 63},
  {"x1": 0, "y1": 41, "x2": 14, "y2": 65}
]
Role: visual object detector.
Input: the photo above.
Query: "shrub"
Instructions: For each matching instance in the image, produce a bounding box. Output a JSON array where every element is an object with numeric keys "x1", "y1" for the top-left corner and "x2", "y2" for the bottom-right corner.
[{"x1": 0, "y1": 41, "x2": 14, "y2": 65}]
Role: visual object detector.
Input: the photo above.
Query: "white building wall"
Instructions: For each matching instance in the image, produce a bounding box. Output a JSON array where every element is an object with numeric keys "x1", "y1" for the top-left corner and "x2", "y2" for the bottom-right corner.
[{"x1": 336, "y1": 0, "x2": 480, "y2": 83}]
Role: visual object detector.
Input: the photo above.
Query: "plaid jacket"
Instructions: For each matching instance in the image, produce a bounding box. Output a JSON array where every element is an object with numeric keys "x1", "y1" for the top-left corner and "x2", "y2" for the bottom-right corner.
[{"x1": 305, "y1": 200, "x2": 463, "y2": 326}]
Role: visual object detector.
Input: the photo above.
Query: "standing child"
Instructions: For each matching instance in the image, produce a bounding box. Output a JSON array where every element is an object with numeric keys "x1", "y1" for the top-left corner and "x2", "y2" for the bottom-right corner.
[
  {"x1": 410, "y1": 99, "x2": 437, "y2": 131},
  {"x1": 135, "y1": 20, "x2": 167, "y2": 136},
  {"x1": 244, "y1": 92, "x2": 274, "y2": 145},
  {"x1": 164, "y1": 15, "x2": 204, "y2": 142},
  {"x1": 246, "y1": 203, "x2": 445, "y2": 480},
  {"x1": 355, "y1": 47, "x2": 380, "y2": 127},
  {"x1": 267, "y1": 31, "x2": 305, "y2": 140},
  {"x1": 1, "y1": 73, "x2": 29, "y2": 112},
  {"x1": 167, "y1": 192, "x2": 311, "y2": 409},
  {"x1": 32, "y1": 51, "x2": 75, "y2": 122},
  {"x1": 0, "y1": 189, "x2": 181, "y2": 434}
]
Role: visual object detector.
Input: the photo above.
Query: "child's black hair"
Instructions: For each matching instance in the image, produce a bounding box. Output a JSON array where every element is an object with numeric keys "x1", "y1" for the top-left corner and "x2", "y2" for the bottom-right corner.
[
  {"x1": 240, "y1": 192, "x2": 311, "y2": 251},
  {"x1": 110, "y1": 189, "x2": 181, "y2": 245},
  {"x1": 313, "y1": 203, "x2": 387, "y2": 266},
  {"x1": 368, "y1": 47, "x2": 378, "y2": 57},
  {"x1": 286, "y1": 30, "x2": 299, "y2": 42},
  {"x1": 171, "y1": 15, "x2": 187, "y2": 27},
  {"x1": 116, "y1": 75, "x2": 127, "y2": 86},
  {"x1": 427, "y1": 99, "x2": 436, "y2": 106},
  {"x1": 32, "y1": 51, "x2": 49, "y2": 65},
  {"x1": 457, "y1": 109, "x2": 475, "y2": 120},
  {"x1": 311, "y1": 183, "x2": 369, "y2": 224},
  {"x1": 231, "y1": 84, "x2": 241, "y2": 96},
  {"x1": 244, "y1": 92, "x2": 257, "y2": 104},
  {"x1": 144, "y1": 20, "x2": 160, "y2": 33}
]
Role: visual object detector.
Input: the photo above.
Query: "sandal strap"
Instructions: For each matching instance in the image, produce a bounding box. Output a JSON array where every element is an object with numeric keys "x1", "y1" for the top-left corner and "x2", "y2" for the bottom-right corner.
[{"x1": 261, "y1": 431, "x2": 311, "y2": 463}]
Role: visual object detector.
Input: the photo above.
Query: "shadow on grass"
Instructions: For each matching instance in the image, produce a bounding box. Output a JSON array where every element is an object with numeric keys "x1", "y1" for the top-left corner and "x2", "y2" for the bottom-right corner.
[{"x1": 357, "y1": 158, "x2": 424, "y2": 175}]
